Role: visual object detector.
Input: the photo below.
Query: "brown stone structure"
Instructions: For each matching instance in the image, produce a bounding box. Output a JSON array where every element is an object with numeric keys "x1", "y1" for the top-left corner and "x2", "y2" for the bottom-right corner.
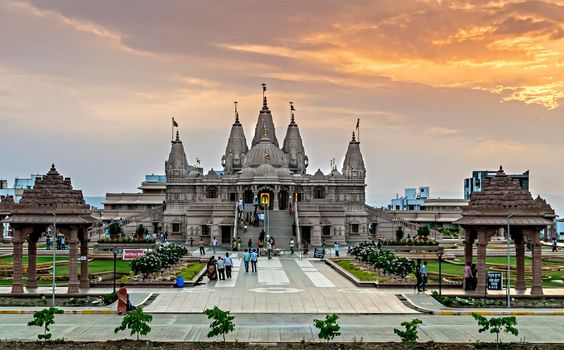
[
  {"x1": 455, "y1": 167, "x2": 555, "y2": 296},
  {"x1": 2, "y1": 165, "x2": 97, "y2": 294}
]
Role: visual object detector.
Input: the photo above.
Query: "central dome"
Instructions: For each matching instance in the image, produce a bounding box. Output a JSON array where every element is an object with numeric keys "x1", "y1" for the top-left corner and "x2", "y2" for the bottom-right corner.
[{"x1": 244, "y1": 132, "x2": 287, "y2": 168}]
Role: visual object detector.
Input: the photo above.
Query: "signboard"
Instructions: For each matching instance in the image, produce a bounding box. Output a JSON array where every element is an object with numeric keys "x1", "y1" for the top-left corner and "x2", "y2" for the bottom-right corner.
[
  {"x1": 79, "y1": 256, "x2": 87, "y2": 261},
  {"x1": 487, "y1": 272, "x2": 503, "y2": 290},
  {"x1": 122, "y1": 249, "x2": 146, "y2": 261},
  {"x1": 313, "y1": 248, "x2": 325, "y2": 259}
]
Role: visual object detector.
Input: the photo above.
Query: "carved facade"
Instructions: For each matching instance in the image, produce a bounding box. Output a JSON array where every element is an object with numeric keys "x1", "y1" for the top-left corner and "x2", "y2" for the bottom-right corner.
[{"x1": 163, "y1": 88, "x2": 369, "y2": 246}]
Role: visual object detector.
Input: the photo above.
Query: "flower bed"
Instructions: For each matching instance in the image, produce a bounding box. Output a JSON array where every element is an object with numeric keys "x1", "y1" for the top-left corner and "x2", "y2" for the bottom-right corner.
[
  {"x1": 382, "y1": 239, "x2": 439, "y2": 246},
  {"x1": 432, "y1": 292, "x2": 564, "y2": 308},
  {"x1": 98, "y1": 237, "x2": 156, "y2": 244}
]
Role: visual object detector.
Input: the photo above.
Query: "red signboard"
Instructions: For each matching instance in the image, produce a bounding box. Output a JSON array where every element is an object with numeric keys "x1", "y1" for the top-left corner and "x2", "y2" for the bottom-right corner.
[{"x1": 122, "y1": 249, "x2": 146, "y2": 260}]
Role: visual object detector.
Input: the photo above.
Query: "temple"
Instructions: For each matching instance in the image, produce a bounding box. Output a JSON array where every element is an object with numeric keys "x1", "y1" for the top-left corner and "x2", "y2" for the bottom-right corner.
[{"x1": 163, "y1": 86, "x2": 369, "y2": 248}]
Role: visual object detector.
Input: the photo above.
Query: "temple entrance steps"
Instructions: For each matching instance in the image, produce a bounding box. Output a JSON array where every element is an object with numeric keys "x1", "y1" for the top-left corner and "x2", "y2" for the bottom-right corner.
[{"x1": 267, "y1": 210, "x2": 295, "y2": 251}]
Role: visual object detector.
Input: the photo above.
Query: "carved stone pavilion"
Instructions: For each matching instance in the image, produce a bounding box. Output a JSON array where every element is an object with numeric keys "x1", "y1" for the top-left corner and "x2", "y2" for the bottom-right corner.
[
  {"x1": 455, "y1": 167, "x2": 555, "y2": 296},
  {"x1": 2, "y1": 165, "x2": 97, "y2": 294}
]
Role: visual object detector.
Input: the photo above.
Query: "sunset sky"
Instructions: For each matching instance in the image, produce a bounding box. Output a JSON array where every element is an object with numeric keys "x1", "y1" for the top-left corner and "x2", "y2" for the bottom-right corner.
[{"x1": 0, "y1": 0, "x2": 563, "y2": 213}]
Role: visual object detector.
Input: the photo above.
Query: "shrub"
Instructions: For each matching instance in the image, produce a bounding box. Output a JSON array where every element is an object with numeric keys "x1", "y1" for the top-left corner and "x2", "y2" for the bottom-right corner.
[
  {"x1": 472, "y1": 314, "x2": 518, "y2": 349},
  {"x1": 108, "y1": 221, "x2": 122, "y2": 238},
  {"x1": 135, "y1": 224, "x2": 148, "y2": 239},
  {"x1": 102, "y1": 292, "x2": 117, "y2": 305},
  {"x1": 27, "y1": 307, "x2": 64, "y2": 340},
  {"x1": 391, "y1": 257, "x2": 415, "y2": 279},
  {"x1": 204, "y1": 306, "x2": 235, "y2": 342},
  {"x1": 114, "y1": 308, "x2": 153, "y2": 340},
  {"x1": 417, "y1": 226, "x2": 430, "y2": 238},
  {"x1": 313, "y1": 314, "x2": 341, "y2": 342},
  {"x1": 394, "y1": 318, "x2": 422, "y2": 343},
  {"x1": 395, "y1": 226, "x2": 404, "y2": 241}
]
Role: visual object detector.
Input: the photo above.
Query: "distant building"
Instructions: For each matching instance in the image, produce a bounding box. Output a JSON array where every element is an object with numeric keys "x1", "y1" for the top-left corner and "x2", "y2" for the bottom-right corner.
[
  {"x1": 0, "y1": 174, "x2": 42, "y2": 202},
  {"x1": 389, "y1": 187, "x2": 429, "y2": 211},
  {"x1": 464, "y1": 169, "x2": 529, "y2": 199}
]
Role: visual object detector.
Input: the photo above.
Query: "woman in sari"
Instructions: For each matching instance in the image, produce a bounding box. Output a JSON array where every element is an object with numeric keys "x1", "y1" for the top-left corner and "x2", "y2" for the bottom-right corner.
[
  {"x1": 117, "y1": 283, "x2": 128, "y2": 315},
  {"x1": 207, "y1": 256, "x2": 217, "y2": 280}
]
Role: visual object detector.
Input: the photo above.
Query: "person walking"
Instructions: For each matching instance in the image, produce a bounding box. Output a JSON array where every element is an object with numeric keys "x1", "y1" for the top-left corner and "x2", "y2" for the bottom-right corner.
[
  {"x1": 199, "y1": 239, "x2": 205, "y2": 256},
  {"x1": 242, "y1": 249, "x2": 250, "y2": 273},
  {"x1": 211, "y1": 237, "x2": 218, "y2": 254},
  {"x1": 289, "y1": 238, "x2": 295, "y2": 255},
  {"x1": 251, "y1": 249, "x2": 258, "y2": 272},
  {"x1": 224, "y1": 252, "x2": 233, "y2": 278},
  {"x1": 248, "y1": 238, "x2": 253, "y2": 251},
  {"x1": 552, "y1": 237, "x2": 558, "y2": 252},
  {"x1": 216, "y1": 257, "x2": 226, "y2": 281},
  {"x1": 237, "y1": 238, "x2": 241, "y2": 251},
  {"x1": 207, "y1": 256, "x2": 217, "y2": 281},
  {"x1": 464, "y1": 262, "x2": 473, "y2": 291},
  {"x1": 421, "y1": 261, "x2": 428, "y2": 291},
  {"x1": 267, "y1": 239, "x2": 272, "y2": 260},
  {"x1": 334, "y1": 242, "x2": 340, "y2": 257},
  {"x1": 415, "y1": 265, "x2": 422, "y2": 292}
]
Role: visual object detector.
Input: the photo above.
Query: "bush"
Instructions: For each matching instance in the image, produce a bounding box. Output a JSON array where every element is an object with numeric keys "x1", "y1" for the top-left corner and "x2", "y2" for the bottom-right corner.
[
  {"x1": 394, "y1": 318, "x2": 422, "y2": 343},
  {"x1": 313, "y1": 314, "x2": 341, "y2": 342},
  {"x1": 108, "y1": 221, "x2": 122, "y2": 238},
  {"x1": 395, "y1": 226, "x2": 404, "y2": 241},
  {"x1": 135, "y1": 224, "x2": 148, "y2": 239},
  {"x1": 102, "y1": 292, "x2": 117, "y2": 305},
  {"x1": 472, "y1": 314, "x2": 518, "y2": 348},
  {"x1": 27, "y1": 307, "x2": 64, "y2": 340},
  {"x1": 417, "y1": 226, "x2": 430, "y2": 238},
  {"x1": 130, "y1": 243, "x2": 186, "y2": 279},
  {"x1": 114, "y1": 308, "x2": 153, "y2": 340},
  {"x1": 204, "y1": 306, "x2": 235, "y2": 342}
]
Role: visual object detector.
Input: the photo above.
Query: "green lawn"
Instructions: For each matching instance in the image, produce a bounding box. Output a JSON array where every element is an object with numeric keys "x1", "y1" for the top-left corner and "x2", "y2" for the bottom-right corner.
[
  {"x1": 178, "y1": 263, "x2": 205, "y2": 281},
  {"x1": 337, "y1": 260, "x2": 377, "y2": 281},
  {"x1": 54, "y1": 259, "x2": 131, "y2": 275},
  {"x1": 0, "y1": 256, "x2": 68, "y2": 265}
]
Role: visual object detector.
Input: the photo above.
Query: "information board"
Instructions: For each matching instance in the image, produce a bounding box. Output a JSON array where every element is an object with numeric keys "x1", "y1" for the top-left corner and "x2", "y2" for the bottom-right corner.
[
  {"x1": 122, "y1": 249, "x2": 146, "y2": 260},
  {"x1": 313, "y1": 248, "x2": 325, "y2": 259},
  {"x1": 487, "y1": 272, "x2": 503, "y2": 290}
]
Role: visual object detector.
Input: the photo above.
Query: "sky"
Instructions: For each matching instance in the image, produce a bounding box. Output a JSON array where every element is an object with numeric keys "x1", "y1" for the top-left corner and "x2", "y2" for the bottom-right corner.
[{"x1": 0, "y1": 0, "x2": 563, "y2": 214}]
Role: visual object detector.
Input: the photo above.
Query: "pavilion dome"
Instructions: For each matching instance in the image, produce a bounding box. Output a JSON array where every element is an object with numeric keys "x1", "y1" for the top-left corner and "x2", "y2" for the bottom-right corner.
[
  {"x1": 240, "y1": 167, "x2": 256, "y2": 178},
  {"x1": 255, "y1": 163, "x2": 277, "y2": 177},
  {"x1": 188, "y1": 170, "x2": 201, "y2": 178},
  {"x1": 277, "y1": 167, "x2": 292, "y2": 177}
]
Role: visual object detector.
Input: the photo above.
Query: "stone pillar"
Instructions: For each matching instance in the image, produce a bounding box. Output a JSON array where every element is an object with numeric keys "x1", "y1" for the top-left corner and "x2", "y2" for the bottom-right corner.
[
  {"x1": 26, "y1": 235, "x2": 38, "y2": 288},
  {"x1": 464, "y1": 230, "x2": 473, "y2": 266},
  {"x1": 531, "y1": 230, "x2": 543, "y2": 296},
  {"x1": 273, "y1": 190, "x2": 279, "y2": 211},
  {"x1": 67, "y1": 227, "x2": 80, "y2": 294},
  {"x1": 515, "y1": 239, "x2": 526, "y2": 291},
  {"x1": 475, "y1": 230, "x2": 488, "y2": 296},
  {"x1": 11, "y1": 228, "x2": 24, "y2": 294},
  {"x1": 79, "y1": 227, "x2": 89, "y2": 288}
]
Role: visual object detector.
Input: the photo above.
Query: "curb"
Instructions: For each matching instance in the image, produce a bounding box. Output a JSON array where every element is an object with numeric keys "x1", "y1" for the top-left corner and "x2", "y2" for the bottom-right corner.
[
  {"x1": 0, "y1": 309, "x2": 115, "y2": 315},
  {"x1": 434, "y1": 310, "x2": 564, "y2": 316}
]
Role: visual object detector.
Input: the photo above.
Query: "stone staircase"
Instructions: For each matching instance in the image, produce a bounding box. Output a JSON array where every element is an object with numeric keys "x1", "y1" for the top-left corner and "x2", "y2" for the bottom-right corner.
[
  {"x1": 236, "y1": 210, "x2": 295, "y2": 252},
  {"x1": 365, "y1": 205, "x2": 441, "y2": 240}
]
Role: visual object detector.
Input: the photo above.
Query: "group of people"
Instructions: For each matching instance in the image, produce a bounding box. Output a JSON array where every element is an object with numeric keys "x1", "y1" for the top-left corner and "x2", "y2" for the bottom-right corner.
[
  {"x1": 242, "y1": 248, "x2": 259, "y2": 272},
  {"x1": 414, "y1": 260, "x2": 428, "y2": 292},
  {"x1": 45, "y1": 234, "x2": 66, "y2": 250},
  {"x1": 206, "y1": 252, "x2": 234, "y2": 281}
]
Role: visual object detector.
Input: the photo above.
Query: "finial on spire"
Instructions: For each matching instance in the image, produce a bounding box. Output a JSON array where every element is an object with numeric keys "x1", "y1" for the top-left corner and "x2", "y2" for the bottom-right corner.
[
  {"x1": 51, "y1": 163, "x2": 56, "y2": 171},
  {"x1": 234, "y1": 101, "x2": 239, "y2": 123},
  {"x1": 289, "y1": 101, "x2": 295, "y2": 123},
  {"x1": 262, "y1": 126, "x2": 269, "y2": 138},
  {"x1": 175, "y1": 130, "x2": 180, "y2": 141},
  {"x1": 352, "y1": 131, "x2": 356, "y2": 142},
  {"x1": 262, "y1": 83, "x2": 267, "y2": 107}
]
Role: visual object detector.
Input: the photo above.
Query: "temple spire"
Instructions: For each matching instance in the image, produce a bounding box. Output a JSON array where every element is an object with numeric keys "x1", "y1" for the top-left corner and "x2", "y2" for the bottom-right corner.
[
  {"x1": 289, "y1": 101, "x2": 295, "y2": 124},
  {"x1": 234, "y1": 101, "x2": 240, "y2": 124},
  {"x1": 262, "y1": 83, "x2": 267, "y2": 108},
  {"x1": 175, "y1": 130, "x2": 180, "y2": 142}
]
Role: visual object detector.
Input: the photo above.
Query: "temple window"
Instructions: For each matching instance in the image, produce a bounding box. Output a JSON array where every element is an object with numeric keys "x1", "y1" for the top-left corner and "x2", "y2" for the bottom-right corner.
[
  {"x1": 313, "y1": 187, "x2": 325, "y2": 199},
  {"x1": 172, "y1": 223, "x2": 180, "y2": 233},
  {"x1": 351, "y1": 224, "x2": 359, "y2": 233},
  {"x1": 207, "y1": 186, "x2": 218, "y2": 198}
]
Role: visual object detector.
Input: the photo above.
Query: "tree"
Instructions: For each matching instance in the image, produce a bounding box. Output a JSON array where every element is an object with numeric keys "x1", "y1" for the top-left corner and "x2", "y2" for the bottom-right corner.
[
  {"x1": 395, "y1": 226, "x2": 404, "y2": 241},
  {"x1": 313, "y1": 314, "x2": 341, "y2": 342},
  {"x1": 204, "y1": 306, "x2": 236, "y2": 342},
  {"x1": 472, "y1": 314, "x2": 519, "y2": 349},
  {"x1": 27, "y1": 307, "x2": 64, "y2": 340},
  {"x1": 114, "y1": 308, "x2": 153, "y2": 340},
  {"x1": 108, "y1": 221, "x2": 122, "y2": 239},
  {"x1": 135, "y1": 224, "x2": 148, "y2": 239},
  {"x1": 394, "y1": 318, "x2": 422, "y2": 343},
  {"x1": 417, "y1": 226, "x2": 430, "y2": 239}
]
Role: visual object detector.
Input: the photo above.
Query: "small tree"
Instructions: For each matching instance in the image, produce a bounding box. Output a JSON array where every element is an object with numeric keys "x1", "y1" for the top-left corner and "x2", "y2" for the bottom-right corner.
[
  {"x1": 27, "y1": 307, "x2": 64, "y2": 340},
  {"x1": 313, "y1": 314, "x2": 341, "y2": 342},
  {"x1": 472, "y1": 314, "x2": 519, "y2": 349},
  {"x1": 394, "y1": 318, "x2": 422, "y2": 343},
  {"x1": 395, "y1": 226, "x2": 404, "y2": 241},
  {"x1": 114, "y1": 308, "x2": 153, "y2": 340},
  {"x1": 204, "y1": 306, "x2": 235, "y2": 342},
  {"x1": 417, "y1": 226, "x2": 430, "y2": 239},
  {"x1": 108, "y1": 221, "x2": 122, "y2": 239},
  {"x1": 135, "y1": 224, "x2": 148, "y2": 239}
]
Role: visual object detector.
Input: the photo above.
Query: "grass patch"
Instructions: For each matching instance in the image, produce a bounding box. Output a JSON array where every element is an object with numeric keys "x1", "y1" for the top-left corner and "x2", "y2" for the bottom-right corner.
[
  {"x1": 0, "y1": 256, "x2": 68, "y2": 265},
  {"x1": 178, "y1": 263, "x2": 205, "y2": 281},
  {"x1": 336, "y1": 260, "x2": 376, "y2": 281},
  {"x1": 54, "y1": 259, "x2": 131, "y2": 275}
]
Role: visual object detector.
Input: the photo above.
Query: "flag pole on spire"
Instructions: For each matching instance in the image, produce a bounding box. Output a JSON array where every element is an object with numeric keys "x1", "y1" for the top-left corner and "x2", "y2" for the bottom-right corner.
[
  {"x1": 356, "y1": 118, "x2": 360, "y2": 142},
  {"x1": 172, "y1": 117, "x2": 179, "y2": 142},
  {"x1": 262, "y1": 83, "x2": 267, "y2": 107}
]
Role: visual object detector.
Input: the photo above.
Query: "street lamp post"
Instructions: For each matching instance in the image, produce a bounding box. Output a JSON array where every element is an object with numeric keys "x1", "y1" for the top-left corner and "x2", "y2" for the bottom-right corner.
[
  {"x1": 112, "y1": 246, "x2": 118, "y2": 294},
  {"x1": 506, "y1": 214, "x2": 513, "y2": 308},
  {"x1": 436, "y1": 247, "x2": 444, "y2": 295},
  {"x1": 51, "y1": 213, "x2": 57, "y2": 307}
]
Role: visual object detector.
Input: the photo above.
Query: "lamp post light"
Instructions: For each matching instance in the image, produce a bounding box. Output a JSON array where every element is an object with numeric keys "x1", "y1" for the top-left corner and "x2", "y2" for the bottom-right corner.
[
  {"x1": 51, "y1": 213, "x2": 57, "y2": 307},
  {"x1": 506, "y1": 214, "x2": 513, "y2": 308},
  {"x1": 112, "y1": 246, "x2": 118, "y2": 294},
  {"x1": 436, "y1": 246, "x2": 444, "y2": 296}
]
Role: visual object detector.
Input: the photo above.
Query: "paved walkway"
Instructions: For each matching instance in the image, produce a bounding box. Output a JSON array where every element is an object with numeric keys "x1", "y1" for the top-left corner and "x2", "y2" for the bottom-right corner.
[{"x1": 144, "y1": 255, "x2": 416, "y2": 314}]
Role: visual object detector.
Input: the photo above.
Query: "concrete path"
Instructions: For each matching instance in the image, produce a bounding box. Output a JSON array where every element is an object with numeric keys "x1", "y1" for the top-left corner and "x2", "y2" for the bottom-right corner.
[
  {"x1": 3, "y1": 313, "x2": 564, "y2": 343},
  {"x1": 144, "y1": 255, "x2": 415, "y2": 314}
]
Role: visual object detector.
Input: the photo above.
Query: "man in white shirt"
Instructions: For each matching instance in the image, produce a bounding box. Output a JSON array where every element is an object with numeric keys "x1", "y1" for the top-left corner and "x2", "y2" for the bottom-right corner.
[
  {"x1": 211, "y1": 237, "x2": 217, "y2": 254},
  {"x1": 224, "y1": 252, "x2": 233, "y2": 279},
  {"x1": 289, "y1": 238, "x2": 295, "y2": 255}
]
